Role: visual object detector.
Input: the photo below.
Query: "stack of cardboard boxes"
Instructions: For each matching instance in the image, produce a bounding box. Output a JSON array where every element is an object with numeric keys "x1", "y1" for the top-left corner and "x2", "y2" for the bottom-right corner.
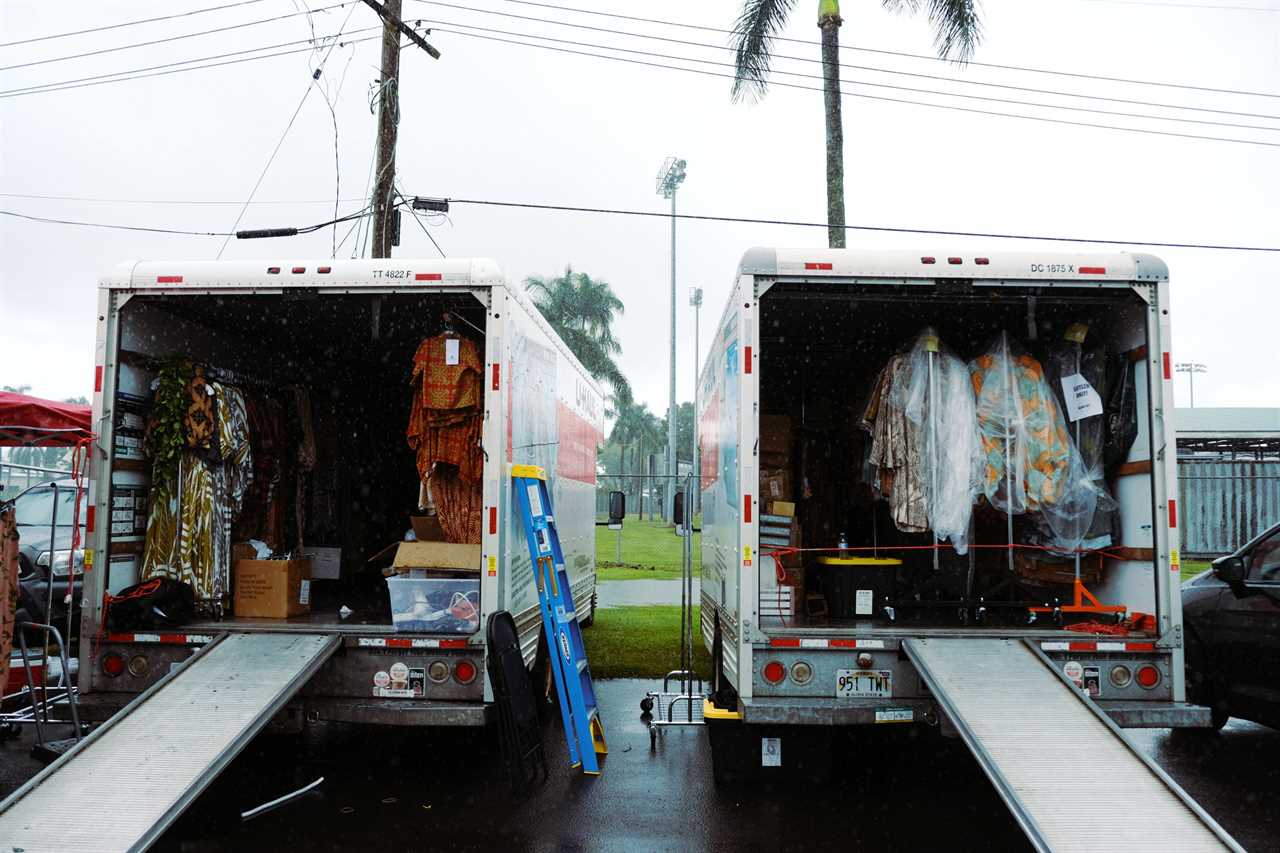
[{"x1": 758, "y1": 416, "x2": 802, "y2": 617}]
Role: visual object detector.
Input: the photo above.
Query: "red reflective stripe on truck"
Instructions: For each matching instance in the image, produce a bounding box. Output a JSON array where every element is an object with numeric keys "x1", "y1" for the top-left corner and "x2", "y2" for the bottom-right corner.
[
  {"x1": 440, "y1": 639, "x2": 468, "y2": 649},
  {"x1": 94, "y1": 365, "x2": 103, "y2": 392},
  {"x1": 1168, "y1": 499, "x2": 1177, "y2": 528},
  {"x1": 156, "y1": 275, "x2": 183, "y2": 284},
  {"x1": 744, "y1": 346, "x2": 752, "y2": 374},
  {"x1": 829, "y1": 639, "x2": 858, "y2": 648},
  {"x1": 804, "y1": 262, "x2": 833, "y2": 271},
  {"x1": 492, "y1": 363, "x2": 500, "y2": 390},
  {"x1": 1163, "y1": 352, "x2": 1171, "y2": 380},
  {"x1": 1126, "y1": 642, "x2": 1156, "y2": 652},
  {"x1": 1068, "y1": 641, "x2": 1096, "y2": 651},
  {"x1": 489, "y1": 506, "x2": 498, "y2": 535},
  {"x1": 86, "y1": 505, "x2": 95, "y2": 534},
  {"x1": 386, "y1": 638, "x2": 412, "y2": 648},
  {"x1": 769, "y1": 638, "x2": 801, "y2": 648},
  {"x1": 415, "y1": 273, "x2": 442, "y2": 281},
  {"x1": 1079, "y1": 266, "x2": 1106, "y2": 275},
  {"x1": 744, "y1": 494, "x2": 752, "y2": 523}
]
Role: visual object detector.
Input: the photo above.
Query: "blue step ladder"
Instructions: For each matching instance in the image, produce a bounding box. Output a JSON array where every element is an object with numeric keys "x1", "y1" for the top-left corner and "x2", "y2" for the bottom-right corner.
[{"x1": 512, "y1": 464, "x2": 608, "y2": 776}]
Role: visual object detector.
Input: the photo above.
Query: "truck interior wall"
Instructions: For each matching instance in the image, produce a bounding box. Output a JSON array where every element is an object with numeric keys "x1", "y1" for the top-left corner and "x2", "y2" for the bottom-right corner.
[
  {"x1": 110, "y1": 291, "x2": 487, "y2": 628},
  {"x1": 758, "y1": 283, "x2": 1157, "y2": 628}
]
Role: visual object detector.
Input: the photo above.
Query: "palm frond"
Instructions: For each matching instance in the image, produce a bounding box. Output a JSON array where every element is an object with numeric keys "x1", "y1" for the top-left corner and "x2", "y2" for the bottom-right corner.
[
  {"x1": 729, "y1": 0, "x2": 798, "y2": 103},
  {"x1": 883, "y1": 0, "x2": 982, "y2": 61}
]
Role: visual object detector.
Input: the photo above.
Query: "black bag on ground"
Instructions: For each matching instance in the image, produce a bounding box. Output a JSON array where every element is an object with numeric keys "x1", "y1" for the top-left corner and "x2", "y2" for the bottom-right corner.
[
  {"x1": 486, "y1": 610, "x2": 547, "y2": 792},
  {"x1": 105, "y1": 578, "x2": 197, "y2": 631}
]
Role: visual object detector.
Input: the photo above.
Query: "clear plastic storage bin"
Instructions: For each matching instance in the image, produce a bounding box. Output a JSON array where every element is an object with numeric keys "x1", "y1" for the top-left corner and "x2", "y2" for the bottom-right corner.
[{"x1": 386, "y1": 574, "x2": 481, "y2": 634}]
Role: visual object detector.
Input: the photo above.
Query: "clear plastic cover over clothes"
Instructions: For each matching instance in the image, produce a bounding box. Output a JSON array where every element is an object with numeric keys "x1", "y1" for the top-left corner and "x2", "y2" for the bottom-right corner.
[
  {"x1": 894, "y1": 328, "x2": 983, "y2": 554},
  {"x1": 968, "y1": 332, "x2": 1102, "y2": 554}
]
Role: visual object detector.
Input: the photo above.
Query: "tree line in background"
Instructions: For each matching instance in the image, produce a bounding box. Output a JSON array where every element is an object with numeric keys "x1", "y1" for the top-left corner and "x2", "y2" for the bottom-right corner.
[{"x1": 525, "y1": 268, "x2": 696, "y2": 516}]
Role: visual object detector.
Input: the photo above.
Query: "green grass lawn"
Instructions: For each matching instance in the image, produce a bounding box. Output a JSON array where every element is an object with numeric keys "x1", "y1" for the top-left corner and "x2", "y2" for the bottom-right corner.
[
  {"x1": 583, "y1": 605, "x2": 711, "y2": 679},
  {"x1": 595, "y1": 517, "x2": 701, "y2": 580},
  {"x1": 1181, "y1": 559, "x2": 1211, "y2": 582}
]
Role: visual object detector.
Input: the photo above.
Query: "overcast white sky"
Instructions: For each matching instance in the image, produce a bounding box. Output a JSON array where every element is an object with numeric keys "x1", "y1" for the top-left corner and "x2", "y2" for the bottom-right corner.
[{"x1": 1, "y1": 0, "x2": 1278, "y2": 415}]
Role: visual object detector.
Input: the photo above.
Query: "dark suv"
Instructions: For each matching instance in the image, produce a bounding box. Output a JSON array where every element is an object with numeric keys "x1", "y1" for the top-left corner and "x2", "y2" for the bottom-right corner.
[
  {"x1": 10, "y1": 479, "x2": 87, "y2": 635},
  {"x1": 1182, "y1": 521, "x2": 1280, "y2": 730}
]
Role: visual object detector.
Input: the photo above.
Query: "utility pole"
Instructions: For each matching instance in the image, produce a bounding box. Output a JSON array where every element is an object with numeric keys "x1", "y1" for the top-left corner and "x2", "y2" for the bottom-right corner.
[
  {"x1": 656, "y1": 156, "x2": 687, "y2": 523},
  {"x1": 360, "y1": 0, "x2": 439, "y2": 258}
]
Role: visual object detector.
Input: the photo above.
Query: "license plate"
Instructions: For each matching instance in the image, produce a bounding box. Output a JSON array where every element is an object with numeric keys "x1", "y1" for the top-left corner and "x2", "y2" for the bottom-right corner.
[{"x1": 835, "y1": 669, "x2": 892, "y2": 698}]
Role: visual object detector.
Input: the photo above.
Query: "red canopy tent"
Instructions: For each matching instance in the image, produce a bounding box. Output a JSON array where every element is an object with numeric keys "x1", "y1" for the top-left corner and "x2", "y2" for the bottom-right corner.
[
  {"x1": 2, "y1": 392, "x2": 94, "y2": 689},
  {"x1": 0, "y1": 391, "x2": 93, "y2": 447}
]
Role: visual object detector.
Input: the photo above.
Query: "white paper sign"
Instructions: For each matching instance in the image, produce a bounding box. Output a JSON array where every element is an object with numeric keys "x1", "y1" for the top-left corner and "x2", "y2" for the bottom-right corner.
[
  {"x1": 1060, "y1": 373, "x2": 1103, "y2": 422},
  {"x1": 855, "y1": 589, "x2": 874, "y2": 616},
  {"x1": 445, "y1": 338, "x2": 460, "y2": 365}
]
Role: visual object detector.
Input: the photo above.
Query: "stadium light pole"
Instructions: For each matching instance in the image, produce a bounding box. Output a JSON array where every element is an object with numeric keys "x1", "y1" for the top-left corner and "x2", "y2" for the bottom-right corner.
[
  {"x1": 690, "y1": 286, "x2": 703, "y2": 515},
  {"x1": 656, "y1": 156, "x2": 687, "y2": 523},
  {"x1": 1176, "y1": 362, "x2": 1207, "y2": 408}
]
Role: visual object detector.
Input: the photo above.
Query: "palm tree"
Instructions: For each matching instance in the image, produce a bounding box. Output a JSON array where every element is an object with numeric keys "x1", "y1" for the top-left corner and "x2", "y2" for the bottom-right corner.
[
  {"x1": 609, "y1": 396, "x2": 654, "y2": 514},
  {"x1": 526, "y1": 266, "x2": 631, "y2": 402},
  {"x1": 731, "y1": 0, "x2": 981, "y2": 249}
]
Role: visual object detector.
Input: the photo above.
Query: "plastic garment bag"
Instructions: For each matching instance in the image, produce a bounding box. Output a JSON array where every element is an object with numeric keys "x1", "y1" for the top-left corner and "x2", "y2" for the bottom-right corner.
[
  {"x1": 968, "y1": 332, "x2": 1100, "y2": 554},
  {"x1": 894, "y1": 329, "x2": 982, "y2": 554}
]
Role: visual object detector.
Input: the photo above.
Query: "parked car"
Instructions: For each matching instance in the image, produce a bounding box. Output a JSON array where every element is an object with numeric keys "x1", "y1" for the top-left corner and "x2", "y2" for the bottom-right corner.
[
  {"x1": 1182, "y1": 521, "x2": 1280, "y2": 730},
  {"x1": 10, "y1": 479, "x2": 86, "y2": 636}
]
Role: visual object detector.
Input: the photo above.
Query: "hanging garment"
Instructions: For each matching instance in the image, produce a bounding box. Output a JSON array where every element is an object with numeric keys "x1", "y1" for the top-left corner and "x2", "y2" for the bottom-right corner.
[
  {"x1": 292, "y1": 386, "x2": 315, "y2": 551},
  {"x1": 236, "y1": 393, "x2": 287, "y2": 550},
  {"x1": 893, "y1": 329, "x2": 983, "y2": 554},
  {"x1": 1036, "y1": 330, "x2": 1119, "y2": 551},
  {"x1": 969, "y1": 333, "x2": 1098, "y2": 553},
  {"x1": 183, "y1": 365, "x2": 218, "y2": 455},
  {"x1": 861, "y1": 354, "x2": 928, "y2": 535},
  {"x1": 407, "y1": 334, "x2": 485, "y2": 544},
  {"x1": 412, "y1": 335, "x2": 484, "y2": 411},
  {"x1": 1, "y1": 505, "x2": 18, "y2": 691},
  {"x1": 430, "y1": 467, "x2": 484, "y2": 544},
  {"x1": 143, "y1": 379, "x2": 255, "y2": 611}
]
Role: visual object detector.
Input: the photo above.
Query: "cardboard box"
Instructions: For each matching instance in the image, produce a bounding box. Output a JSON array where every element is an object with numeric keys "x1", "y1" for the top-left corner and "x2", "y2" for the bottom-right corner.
[
  {"x1": 770, "y1": 500, "x2": 796, "y2": 518},
  {"x1": 388, "y1": 541, "x2": 481, "y2": 575},
  {"x1": 300, "y1": 546, "x2": 342, "y2": 580},
  {"x1": 234, "y1": 555, "x2": 312, "y2": 618},
  {"x1": 409, "y1": 514, "x2": 445, "y2": 542},
  {"x1": 760, "y1": 468, "x2": 792, "y2": 502}
]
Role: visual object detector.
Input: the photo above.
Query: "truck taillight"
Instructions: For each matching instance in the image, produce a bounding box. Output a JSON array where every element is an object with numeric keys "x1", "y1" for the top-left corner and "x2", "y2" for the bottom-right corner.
[
  {"x1": 1109, "y1": 665, "x2": 1132, "y2": 688},
  {"x1": 101, "y1": 652, "x2": 126, "y2": 678},
  {"x1": 428, "y1": 661, "x2": 449, "y2": 683},
  {"x1": 762, "y1": 661, "x2": 785, "y2": 684},
  {"x1": 856, "y1": 652, "x2": 873, "y2": 668},
  {"x1": 1135, "y1": 664, "x2": 1161, "y2": 689},
  {"x1": 453, "y1": 659, "x2": 477, "y2": 684},
  {"x1": 127, "y1": 655, "x2": 149, "y2": 677},
  {"x1": 790, "y1": 661, "x2": 813, "y2": 684}
]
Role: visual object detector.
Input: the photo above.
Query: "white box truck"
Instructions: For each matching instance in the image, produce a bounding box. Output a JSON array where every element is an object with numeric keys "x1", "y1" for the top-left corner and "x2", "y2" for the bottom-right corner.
[
  {"x1": 78, "y1": 257, "x2": 605, "y2": 728},
  {"x1": 696, "y1": 248, "x2": 1239, "y2": 848}
]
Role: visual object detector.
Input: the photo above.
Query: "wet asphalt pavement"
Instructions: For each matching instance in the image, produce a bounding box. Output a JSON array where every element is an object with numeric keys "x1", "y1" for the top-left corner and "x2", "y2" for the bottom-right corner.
[
  {"x1": 596, "y1": 579, "x2": 700, "y2": 609},
  {"x1": 3, "y1": 679, "x2": 1271, "y2": 852}
]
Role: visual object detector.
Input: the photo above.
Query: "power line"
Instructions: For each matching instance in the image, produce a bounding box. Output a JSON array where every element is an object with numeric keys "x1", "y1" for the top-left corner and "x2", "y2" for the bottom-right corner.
[
  {"x1": 442, "y1": 195, "x2": 1280, "y2": 252},
  {"x1": 0, "y1": 2, "x2": 353, "y2": 73},
  {"x1": 0, "y1": 192, "x2": 369, "y2": 205},
  {"x1": 0, "y1": 28, "x2": 383, "y2": 99},
  {"x1": 414, "y1": 1, "x2": 1280, "y2": 121},
  {"x1": 421, "y1": 17, "x2": 1280, "y2": 133},
  {"x1": 1, "y1": 209, "x2": 232, "y2": 236},
  {"x1": 428, "y1": 27, "x2": 1280, "y2": 148},
  {"x1": 397, "y1": 190, "x2": 446, "y2": 257},
  {"x1": 217, "y1": 12, "x2": 359, "y2": 258},
  {"x1": 478, "y1": 0, "x2": 1280, "y2": 99},
  {"x1": 0, "y1": 0, "x2": 272, "y2": 48},
  {"x1": 1080, "y1": 0, "x2": 1280, "y2": 10},
  {"x1": 11, "y1": 195, "x2": 1274, "y2": 253}
]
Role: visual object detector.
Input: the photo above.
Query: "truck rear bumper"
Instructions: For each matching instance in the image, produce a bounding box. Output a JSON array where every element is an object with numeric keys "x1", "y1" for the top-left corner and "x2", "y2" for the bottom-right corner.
[
  {"x1": 739, "y1": 697, "x2": 1210, "y2": 729},
  {"x1": 77, "y1": 692, "x2": 491, "y2": 728},
  {"x1": 1095, "y1": 700, "x2": 1211, "y2": 728}
]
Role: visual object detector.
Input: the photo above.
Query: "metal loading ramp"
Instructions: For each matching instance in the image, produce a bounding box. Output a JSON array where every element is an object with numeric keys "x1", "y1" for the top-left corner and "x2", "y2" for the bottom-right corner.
[
  {"x1": 904, "y1": 638, "x2": 1241, "y2": 853},
  {"x1": 0, "y1": 632, "x2": 340, "y2": 852}
]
